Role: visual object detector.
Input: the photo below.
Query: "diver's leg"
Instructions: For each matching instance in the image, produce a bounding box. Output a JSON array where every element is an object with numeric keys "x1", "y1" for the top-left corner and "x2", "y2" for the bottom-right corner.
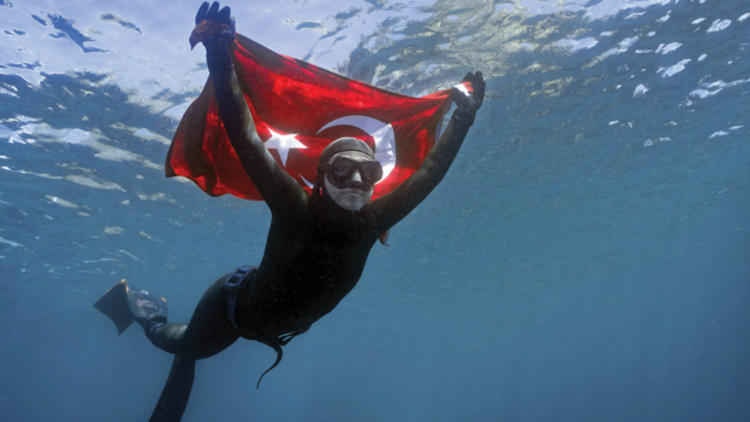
[
  {"x1": 144, "y1": 274, "x2": 241, "y2": 421},
  {"x1": 149, "y1": 355, "x2": 196, "y2": 422},
  {"x1": 95, "y1": 273, "x2": 240, "y2": 359},
  {"x1": 146, "y1": 274, "x2": 240, "y2": 359}
]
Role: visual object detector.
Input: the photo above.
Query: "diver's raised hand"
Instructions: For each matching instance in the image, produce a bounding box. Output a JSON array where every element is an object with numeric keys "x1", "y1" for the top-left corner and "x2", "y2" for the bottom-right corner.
[
  {"x1": 452, "y1": 71, "x2": 485, "y2": 126},
  {"x1": 190, "y1": 1, "x2": 236, "y2": 52}
]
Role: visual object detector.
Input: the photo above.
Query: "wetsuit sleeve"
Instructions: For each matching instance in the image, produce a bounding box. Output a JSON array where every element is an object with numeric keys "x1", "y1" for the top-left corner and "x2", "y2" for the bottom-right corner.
[
  {"x1": 366, "y1": 114, "x2": 473, "y2": 232},
  {"x1": 207, "y1": 50, "x2": 308, "y2": 215}
]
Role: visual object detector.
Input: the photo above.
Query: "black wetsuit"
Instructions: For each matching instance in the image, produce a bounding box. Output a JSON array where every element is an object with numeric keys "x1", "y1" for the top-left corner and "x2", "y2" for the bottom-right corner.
[{"x1": 143, "y1": 34, "x2": 478, "y2": 422}]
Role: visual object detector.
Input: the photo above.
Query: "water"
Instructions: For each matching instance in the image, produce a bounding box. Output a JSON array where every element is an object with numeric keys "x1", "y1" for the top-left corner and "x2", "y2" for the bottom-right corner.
[{"x1": 1, "y1": 0, "x2": 749, "y2": 421}]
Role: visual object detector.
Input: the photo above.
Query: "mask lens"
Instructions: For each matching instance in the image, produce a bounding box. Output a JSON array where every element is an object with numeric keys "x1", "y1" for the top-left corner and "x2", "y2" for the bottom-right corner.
[
  {"x1": 327, "y1": 157, "x2": 383, "y2": 188},
  {"x1": 359, "y1": 161, "x2": 383, "y2": 184},
  {"x1": 330, "y1": 158, "x2": 356, "y2": 178}
]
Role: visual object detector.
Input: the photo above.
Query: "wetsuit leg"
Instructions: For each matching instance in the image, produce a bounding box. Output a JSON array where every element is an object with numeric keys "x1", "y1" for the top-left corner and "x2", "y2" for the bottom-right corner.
[
  {"x1": 149, "y1": 355, "x2": 195, "y2": 422},
  {"x1": 146, "y1": 274, "x2": 240, "y2": 359},
  {"x1": 145, "y1": 273, "x2": 242, "y2": 422}
]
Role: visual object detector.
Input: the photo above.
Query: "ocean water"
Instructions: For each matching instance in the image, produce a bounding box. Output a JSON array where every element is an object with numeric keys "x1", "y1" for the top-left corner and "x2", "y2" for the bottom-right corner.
[{"x1": 1, "y1": 0, "x2": 749, "y2": 421}]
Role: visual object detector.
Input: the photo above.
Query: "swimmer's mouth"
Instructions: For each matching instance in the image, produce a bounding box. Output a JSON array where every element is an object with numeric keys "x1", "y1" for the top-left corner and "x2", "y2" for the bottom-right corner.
[
  {"x1": 341, "y1": 189, "x2": 367, "y2": 196},
  {"x1": 339, "y1": 181, "x2": 371, "y2": 192}
]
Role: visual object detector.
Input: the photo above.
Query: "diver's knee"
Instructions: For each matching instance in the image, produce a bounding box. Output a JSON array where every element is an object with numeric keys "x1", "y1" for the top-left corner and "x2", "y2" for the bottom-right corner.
[
  {"x1": 145, "y1": 321, "x2": 165, "y2": 342},
  {"x1": 143, "y1": 320, "x2": 166, "y2": 347},
  {"x1": 145, "y1": 321, "x2": 187, "y2": 352}
]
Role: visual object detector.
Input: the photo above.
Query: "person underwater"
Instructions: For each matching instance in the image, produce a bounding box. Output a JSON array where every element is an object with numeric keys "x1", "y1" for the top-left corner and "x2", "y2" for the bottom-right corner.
[{"x1": 94, "y1": 2, "x2": 485, "y2": 421}]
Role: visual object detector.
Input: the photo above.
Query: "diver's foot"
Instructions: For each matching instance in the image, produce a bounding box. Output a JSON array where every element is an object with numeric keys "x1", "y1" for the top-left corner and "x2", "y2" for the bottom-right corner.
[
  {"x1": 127, "y1": 286, "x2": 168, "y2": 326},
  {"x1": 94, "y1": 279, "x2": 168, "y2": 335}
]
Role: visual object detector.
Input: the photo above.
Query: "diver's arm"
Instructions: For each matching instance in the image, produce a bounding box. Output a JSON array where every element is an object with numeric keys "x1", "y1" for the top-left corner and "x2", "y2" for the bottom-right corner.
[
  {"x1": 207, "y1": 51, "x2": 307, "y2": 213},
  {"x1": 195, "y1": 3, "x2": 307, "y2": 215},
  {"x1": 367, "y1": 72, "x2": 485, "y2": 231}
]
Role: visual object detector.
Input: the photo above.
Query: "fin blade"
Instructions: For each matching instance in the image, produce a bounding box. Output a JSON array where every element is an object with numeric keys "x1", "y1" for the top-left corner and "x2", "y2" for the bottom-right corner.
[{"x1": 94, "y1": 279, "x2": 134, "y2": 335}]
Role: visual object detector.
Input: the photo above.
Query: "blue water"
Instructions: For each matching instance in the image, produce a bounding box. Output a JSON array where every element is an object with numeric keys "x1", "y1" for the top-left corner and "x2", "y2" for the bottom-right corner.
[{"x1": 1, "y1": 1, "x2": 749, "y2": 421}]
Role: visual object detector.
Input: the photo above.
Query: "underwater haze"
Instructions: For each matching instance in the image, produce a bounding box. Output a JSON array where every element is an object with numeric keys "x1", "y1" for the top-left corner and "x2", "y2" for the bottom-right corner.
[{"x1": 1, "y1": 0, "x2": 749, "y2": 421}]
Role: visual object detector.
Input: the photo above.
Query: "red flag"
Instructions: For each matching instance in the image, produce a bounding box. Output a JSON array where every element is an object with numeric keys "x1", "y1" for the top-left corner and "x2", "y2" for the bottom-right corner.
[{"x1": 166, "y1": 34, "x2": 460, "y2": 201}]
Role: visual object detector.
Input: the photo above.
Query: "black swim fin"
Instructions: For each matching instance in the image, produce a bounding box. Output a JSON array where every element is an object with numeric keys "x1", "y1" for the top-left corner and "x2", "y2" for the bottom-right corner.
[
  {"x1": 94, "y1": 279, "x2": 134, "y2": 335},
  {"x1": 94, "y1": 279, "x2": 168, "y2": 335},
  {"x1": 126, "y1": 285, "x2": 168, "y2": 326}
]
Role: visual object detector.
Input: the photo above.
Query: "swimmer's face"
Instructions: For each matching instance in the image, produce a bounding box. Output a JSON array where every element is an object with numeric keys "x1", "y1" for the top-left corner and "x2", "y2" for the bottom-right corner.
[{"x1": 323, "y1": 151, "x2": 376, "y2": 211}]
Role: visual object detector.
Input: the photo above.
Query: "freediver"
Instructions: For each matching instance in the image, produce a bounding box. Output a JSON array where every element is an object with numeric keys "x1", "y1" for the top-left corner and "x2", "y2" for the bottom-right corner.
[{"x1": 94, "y1": 2, "x2": 484, "y2": 421}]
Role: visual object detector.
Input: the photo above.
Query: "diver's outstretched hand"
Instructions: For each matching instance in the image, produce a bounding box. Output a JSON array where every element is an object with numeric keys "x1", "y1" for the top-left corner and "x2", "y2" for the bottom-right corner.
[
  {"x1": 189, "y1": 1, "x2": 236, "y2": 53},
  {"x1": 453, "y1": 71, "x2": 485, "y2": 126}
]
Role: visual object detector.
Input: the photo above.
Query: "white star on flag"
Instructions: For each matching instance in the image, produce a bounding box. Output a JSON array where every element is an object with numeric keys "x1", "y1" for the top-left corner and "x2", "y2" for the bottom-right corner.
[{"x1": 264, "y1": 127, "x2": 307, "y2": 166}]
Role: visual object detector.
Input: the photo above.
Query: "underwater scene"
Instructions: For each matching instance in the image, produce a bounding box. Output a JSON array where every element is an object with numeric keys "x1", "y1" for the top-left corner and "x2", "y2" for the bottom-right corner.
[{"x1": 1, "y1": 0, "x2": 748, "y2": 421}]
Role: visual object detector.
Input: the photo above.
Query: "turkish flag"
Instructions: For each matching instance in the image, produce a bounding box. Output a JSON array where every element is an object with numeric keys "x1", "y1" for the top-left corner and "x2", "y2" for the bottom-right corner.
[{"x1": 166, "y1": 34, "x2": 461, "y2": 201}]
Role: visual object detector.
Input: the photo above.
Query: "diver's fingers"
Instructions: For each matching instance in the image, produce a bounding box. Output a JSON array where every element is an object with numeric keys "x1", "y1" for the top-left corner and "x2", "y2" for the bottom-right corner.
[
  {"x1": 474, "y1": 71, "x2": 485, "y2": 88},
  {"x1": 195, "y1": 2, "x2": 209, "y2": 25},
  {"x1": 474, "y1": 72, "x2": 486, "y2": 106},
  {"x1": 466, "y1": 72, "x2": 484, "y2": 95},
  {"x1": 454, "y1": 71, "x2": 486, "y2": 111},
  {"x1": 218, "y1": 6, "x2": 231, "y2": 23},
  {"x1": 194, "y1": 2, "x2": 232, "y2": 27},
  {"x1": 208, "y1": 2, "x2": 220, "y2": 19}
]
